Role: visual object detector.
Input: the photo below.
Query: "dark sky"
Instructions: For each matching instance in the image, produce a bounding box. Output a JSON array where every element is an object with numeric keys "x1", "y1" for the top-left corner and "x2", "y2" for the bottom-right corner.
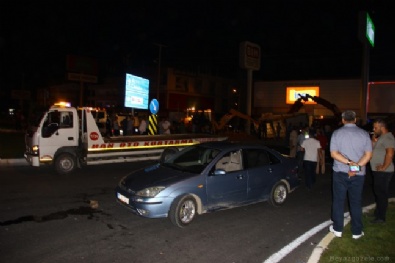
[{"x1": 1, "y1": 0, "x2": 395, "y2": 92}]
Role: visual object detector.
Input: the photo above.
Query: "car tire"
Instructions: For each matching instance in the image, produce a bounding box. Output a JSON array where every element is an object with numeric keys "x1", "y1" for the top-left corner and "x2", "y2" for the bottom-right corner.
[
  {"x1": 54, "y1": 153, "x2": 76, "y2": 175},
  {"x1": 169, "y1": 195, "x2": 197, "y2": 228},
  {"x1": 269, "y1": 182, "x2": 288, "y2": 206},
  {"x1": 160, "y1": 147, "x2": 179, "y2": 163}
]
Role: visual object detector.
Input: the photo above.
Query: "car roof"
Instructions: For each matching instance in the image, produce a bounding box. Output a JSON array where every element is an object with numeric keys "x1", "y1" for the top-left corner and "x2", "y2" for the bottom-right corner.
[{"x1": 199, "y1": 140, "x2": 271, "y2": 151}]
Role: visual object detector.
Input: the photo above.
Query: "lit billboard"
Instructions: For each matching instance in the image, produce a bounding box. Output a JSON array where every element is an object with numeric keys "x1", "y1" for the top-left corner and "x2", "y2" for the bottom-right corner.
[
  {"x1": 124, "y1": 73, "x2": 150, "y2": 109},
  {"x1": 286, "y1": 87, "x2": 319, "y2": 104}
]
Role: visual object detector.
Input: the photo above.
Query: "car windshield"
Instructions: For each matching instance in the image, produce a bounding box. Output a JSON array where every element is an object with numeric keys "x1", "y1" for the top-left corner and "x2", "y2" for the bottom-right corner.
[{"x1": 162, "y1": 145, "x2": 220, "y2": 174}]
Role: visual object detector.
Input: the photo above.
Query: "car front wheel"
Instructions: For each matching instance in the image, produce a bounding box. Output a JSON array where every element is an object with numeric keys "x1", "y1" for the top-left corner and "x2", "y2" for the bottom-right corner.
[
  {"x1": 169, "y1": 195, "x2": 197, "y2": 228},
  {"x1": 269, "y1": 182, "x2": 288, "y2": 206}
]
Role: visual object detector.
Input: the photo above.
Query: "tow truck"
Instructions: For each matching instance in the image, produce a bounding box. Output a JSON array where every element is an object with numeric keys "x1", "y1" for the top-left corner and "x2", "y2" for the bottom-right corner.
[{"x1": 24, "y1": 104, "x2": 227, "y2": 175}]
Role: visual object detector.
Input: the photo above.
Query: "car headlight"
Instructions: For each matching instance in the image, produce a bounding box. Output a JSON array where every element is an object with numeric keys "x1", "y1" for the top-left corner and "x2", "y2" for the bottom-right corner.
[{"x1": 136, "y1": 186, "x2": 165, "y2": 197}]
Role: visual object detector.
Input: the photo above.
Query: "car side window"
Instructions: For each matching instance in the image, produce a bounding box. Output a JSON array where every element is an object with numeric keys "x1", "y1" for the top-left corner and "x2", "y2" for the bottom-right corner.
[
  {"x1": 267, "y1": 151, "x2": 280, "y2": 165},
  {"x1": 244, "y1": 149, "x2": 273, "y2": 168},
  {"x1": 215, "y1": 150, "x2": 242, "y2": 172}
]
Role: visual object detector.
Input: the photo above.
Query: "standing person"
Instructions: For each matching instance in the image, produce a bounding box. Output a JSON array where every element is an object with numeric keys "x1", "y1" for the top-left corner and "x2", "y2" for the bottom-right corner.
[
  {"x1": 161, "y1": 118, "x2": 171, "y2": 134},
  {"x1": 276, "y1": 122, "x2": 282, "y2": 140},
  {"x1": 329, "y1": 110, "x2": 372, "y2": 239},
  {"x1": 296, "y1": 126, "x2": 309, "y2": 176},
  {"x1": 301, "y1": 130, "x2": 322, "y2": 190},
  {"x1": 139, "y1": 117, "x2": 147, "y2": 135},
  {"x1": 126, "y1": 116, "x2": 134, "y2": 136},
  {"x1": 112, "y1": 115, "x2": 120, "y2": 136},
  {"x1": 315, "y1": 128, "x2": 328, "y2": 174},
  {"x1": 260, "y1": 120, "x2": 268, "y2": 139},
  {"x1": 370, "y1": 118, "x2": 395, "y2": 224},
  {"x1": 289, "y1": 126, "x2": 298, "y2": 158},
  {"x1": 133, "y1": 115, "x2": 140, "y2": 134},
  {"x1": 105, "y1": 116, "x2": 112, "y2": 137},
  {"x1": 121, "y1": 117, "x2": 128, "y2": 136}
]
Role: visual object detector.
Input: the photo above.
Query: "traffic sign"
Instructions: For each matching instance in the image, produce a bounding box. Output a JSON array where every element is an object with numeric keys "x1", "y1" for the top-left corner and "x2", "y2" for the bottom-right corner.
[{"x1": 150, "y1": 99, "x2": 159, "y2": 114}]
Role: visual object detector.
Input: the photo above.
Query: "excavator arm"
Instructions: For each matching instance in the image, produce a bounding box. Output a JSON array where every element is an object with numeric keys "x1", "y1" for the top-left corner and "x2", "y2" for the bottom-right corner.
[
  {"x1": 288, "y1": 94, "x2": 342, "y2": 119},
  {"x1": 212, "y1": 109, "x2": 259, "y2": 133},
  {"x1": 304, "y1": 94, "x2": 342, "y2": 118}
]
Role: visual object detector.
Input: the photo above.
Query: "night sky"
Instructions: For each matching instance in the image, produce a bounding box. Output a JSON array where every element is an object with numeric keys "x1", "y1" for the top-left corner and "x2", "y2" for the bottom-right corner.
[{"x1": 1, "y1": 0, "x2": 395, "y2": 93}]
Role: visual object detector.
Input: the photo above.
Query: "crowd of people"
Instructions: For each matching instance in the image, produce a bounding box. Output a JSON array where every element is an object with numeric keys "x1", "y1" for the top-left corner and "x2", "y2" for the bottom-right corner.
[
  {"x1": 105, "y1": 114, "x2": 147, "y2": 136},
  {"x1": 283, "y1": 111, "x2": 394, "y2": 240},
  {"x1": 104, "y1": 114, "x2": 200, "y2": 136}
]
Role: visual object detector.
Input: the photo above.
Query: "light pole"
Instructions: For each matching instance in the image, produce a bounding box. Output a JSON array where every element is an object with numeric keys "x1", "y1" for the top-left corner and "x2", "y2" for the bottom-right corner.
[{"x1": 154, "y1": 43, "x2": 166, "y2": 102}]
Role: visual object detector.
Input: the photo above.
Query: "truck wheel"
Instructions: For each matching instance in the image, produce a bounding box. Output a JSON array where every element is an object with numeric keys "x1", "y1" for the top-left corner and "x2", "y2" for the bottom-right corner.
[
  {"x1": 269, "y1": 182, "x2": 288, "y2": 206},
  {"x1": 55, "y1": 153, "x2": 76, "y2": 175},
  {"x1": 160, "y1": 147, "x2": 178, "y2": 163},
  {"x1": 169, "y1": 195, "x2": 197, "y2": 228}
]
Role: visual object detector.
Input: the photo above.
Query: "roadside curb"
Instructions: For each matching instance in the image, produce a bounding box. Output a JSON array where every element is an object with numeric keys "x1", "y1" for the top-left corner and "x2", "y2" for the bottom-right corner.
[{"x1": 0, "y1": 158, "x2": 28, "y2": 166}]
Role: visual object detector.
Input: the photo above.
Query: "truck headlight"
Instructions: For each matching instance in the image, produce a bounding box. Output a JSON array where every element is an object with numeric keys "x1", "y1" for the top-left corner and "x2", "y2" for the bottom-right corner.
[{"x1": 32, "y1": 145, "x2": 39, "y2": 154}]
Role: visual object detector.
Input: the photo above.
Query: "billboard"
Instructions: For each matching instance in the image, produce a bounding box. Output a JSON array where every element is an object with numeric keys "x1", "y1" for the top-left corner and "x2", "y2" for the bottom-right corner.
[
  {"x1": 124, "y1": 73, "x2": 150, "y2": 109},
  {"x1": 286, "y1": 87, "x2": 319, "y2": 104}
]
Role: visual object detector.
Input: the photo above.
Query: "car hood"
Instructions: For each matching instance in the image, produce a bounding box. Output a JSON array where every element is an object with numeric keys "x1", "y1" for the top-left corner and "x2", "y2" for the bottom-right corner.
[{"x1": 122, "y1": 163, "x2": 197, "y2": 191}]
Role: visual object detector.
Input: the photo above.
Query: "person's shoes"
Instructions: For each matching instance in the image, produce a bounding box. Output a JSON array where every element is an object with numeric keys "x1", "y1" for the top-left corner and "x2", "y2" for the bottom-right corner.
[
  {"x1": 329, "y1": 225, "x2": 342, "y2": 237},
  {"x1": 352, "y1": 232, "x2": 364, "y2": 239},
  {"x1": 370, "y1": 218, "x2": 385, "y2": 224}
]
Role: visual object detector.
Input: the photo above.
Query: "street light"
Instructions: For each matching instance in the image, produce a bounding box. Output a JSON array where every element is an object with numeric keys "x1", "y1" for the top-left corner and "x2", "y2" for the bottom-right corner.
[{"x1": 154, "y1": 43, "x2": 167, "y2": 102}]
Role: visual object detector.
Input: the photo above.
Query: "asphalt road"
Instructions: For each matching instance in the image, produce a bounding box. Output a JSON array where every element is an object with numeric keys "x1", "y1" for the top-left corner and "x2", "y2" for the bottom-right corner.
[{"x1": 1, "y1": 160, "x2": 391, "y2": 263}]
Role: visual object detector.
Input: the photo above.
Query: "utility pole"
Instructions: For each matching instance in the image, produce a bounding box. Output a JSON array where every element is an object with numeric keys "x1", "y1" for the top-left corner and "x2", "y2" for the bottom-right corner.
[{"x1": 154, "y1": 43, "x2": 167, "y2": 102}]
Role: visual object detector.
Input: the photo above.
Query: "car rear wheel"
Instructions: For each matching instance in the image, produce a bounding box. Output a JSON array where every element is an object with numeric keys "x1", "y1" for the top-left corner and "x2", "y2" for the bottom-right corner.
[
  {"x1": 54, "y1": 153, "x2": 76, "y2": 175},
  {"x1": 269, "y1": 182, "x2": 288, "y2": 206},
  {"x1": 169, "y1": 195, "x2": 197, "y2": 228}
]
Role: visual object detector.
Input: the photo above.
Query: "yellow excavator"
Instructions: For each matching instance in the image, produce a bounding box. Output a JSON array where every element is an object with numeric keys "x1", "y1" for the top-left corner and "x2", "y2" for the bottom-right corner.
[{"x1": 211, "y1": 109, "x2": 260, "y2": 134}]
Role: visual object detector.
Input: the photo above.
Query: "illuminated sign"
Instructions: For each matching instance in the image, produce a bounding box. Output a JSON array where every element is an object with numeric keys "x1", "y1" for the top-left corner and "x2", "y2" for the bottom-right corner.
[
  {"x1": 239, "y1": 41, "x2": 261, "y2": 71},
  {"x1": 286, "y1": 87, "x2": 319, "y2": 104},
  {"x1": 124, "y1": 73, "x2": 150, "y2": 109},
  {"x1": 366, "y1": 13, "x2": 375, "y2": 47}
]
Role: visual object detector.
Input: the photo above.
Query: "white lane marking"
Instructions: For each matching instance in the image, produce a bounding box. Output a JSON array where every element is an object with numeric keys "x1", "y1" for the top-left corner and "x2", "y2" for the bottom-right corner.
[
  {"x1": 263, "y1": 220, "x2": 332, "y2": 263},
  {"x1": 263, "y1": 200, "x2": 395, "y2": 263}
]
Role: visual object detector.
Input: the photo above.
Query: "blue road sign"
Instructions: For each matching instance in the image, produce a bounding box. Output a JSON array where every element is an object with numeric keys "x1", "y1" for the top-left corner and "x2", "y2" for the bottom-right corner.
[{"x1": 150, "y1": 99, "x2": 159, "y2": 114}]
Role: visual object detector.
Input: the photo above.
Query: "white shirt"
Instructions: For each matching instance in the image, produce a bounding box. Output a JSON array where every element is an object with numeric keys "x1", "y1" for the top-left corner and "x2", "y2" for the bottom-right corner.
[{"x1": 301, "y1": 138, "x2": 321, "y2": 162}]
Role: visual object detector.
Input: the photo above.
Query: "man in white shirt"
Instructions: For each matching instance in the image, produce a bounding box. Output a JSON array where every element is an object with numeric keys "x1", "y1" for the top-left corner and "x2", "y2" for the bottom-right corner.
[{"x1": 301, "y1": 131, "x2": 322, "y2": 190}]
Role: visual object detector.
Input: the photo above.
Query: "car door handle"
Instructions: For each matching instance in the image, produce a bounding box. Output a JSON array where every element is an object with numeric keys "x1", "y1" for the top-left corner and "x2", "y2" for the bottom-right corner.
[
  {"x1": 236, "y1": 174, "x2": 244, "y2": 179},
  {"x1": 267, "y1": 168, "x2": 273, "y2": 172},
  {"x1": 68, "y1": 137, "x2": 74, "y2": 141}
]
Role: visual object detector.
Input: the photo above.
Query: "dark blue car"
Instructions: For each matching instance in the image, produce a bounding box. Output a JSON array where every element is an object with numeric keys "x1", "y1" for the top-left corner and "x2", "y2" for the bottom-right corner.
[{"x1": 116, "y1": 141, "x2": 300, "y2": 227}]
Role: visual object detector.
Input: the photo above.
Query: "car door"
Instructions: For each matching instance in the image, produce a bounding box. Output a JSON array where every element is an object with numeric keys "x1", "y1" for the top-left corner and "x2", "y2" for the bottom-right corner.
[
  {"x1": 244, "y1": 148, "x2": 280, "y2": 201},
  {"x1": 206, "y1": 150, "x2": 248, "y2": 209},
  {"x1": 40, "y1": 110, "x2": 78, "y2": 159}
]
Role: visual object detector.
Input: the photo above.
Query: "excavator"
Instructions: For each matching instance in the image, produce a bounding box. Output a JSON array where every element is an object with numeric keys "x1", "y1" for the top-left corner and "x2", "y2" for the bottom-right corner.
[
  {"x1": 211, "y1": 108, "x2": 260, "y2": 134},
  {"x1": 211, "y1": 94, "x2": 342, "y2": 135},
  {"x1": 288, "y1": 93, "x2": 342, "y2": 119}
]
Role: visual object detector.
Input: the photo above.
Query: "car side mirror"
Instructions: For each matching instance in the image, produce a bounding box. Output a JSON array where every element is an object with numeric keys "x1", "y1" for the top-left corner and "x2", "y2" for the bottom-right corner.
[{"x1": 213, "y1": 169, "x2": 226, "y2": 176}]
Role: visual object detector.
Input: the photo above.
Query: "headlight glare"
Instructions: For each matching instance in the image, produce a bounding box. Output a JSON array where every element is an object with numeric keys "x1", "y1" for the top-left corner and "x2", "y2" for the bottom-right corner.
[{"x1": 32, "y1": 145, "x2": 39, "y2": 154}]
